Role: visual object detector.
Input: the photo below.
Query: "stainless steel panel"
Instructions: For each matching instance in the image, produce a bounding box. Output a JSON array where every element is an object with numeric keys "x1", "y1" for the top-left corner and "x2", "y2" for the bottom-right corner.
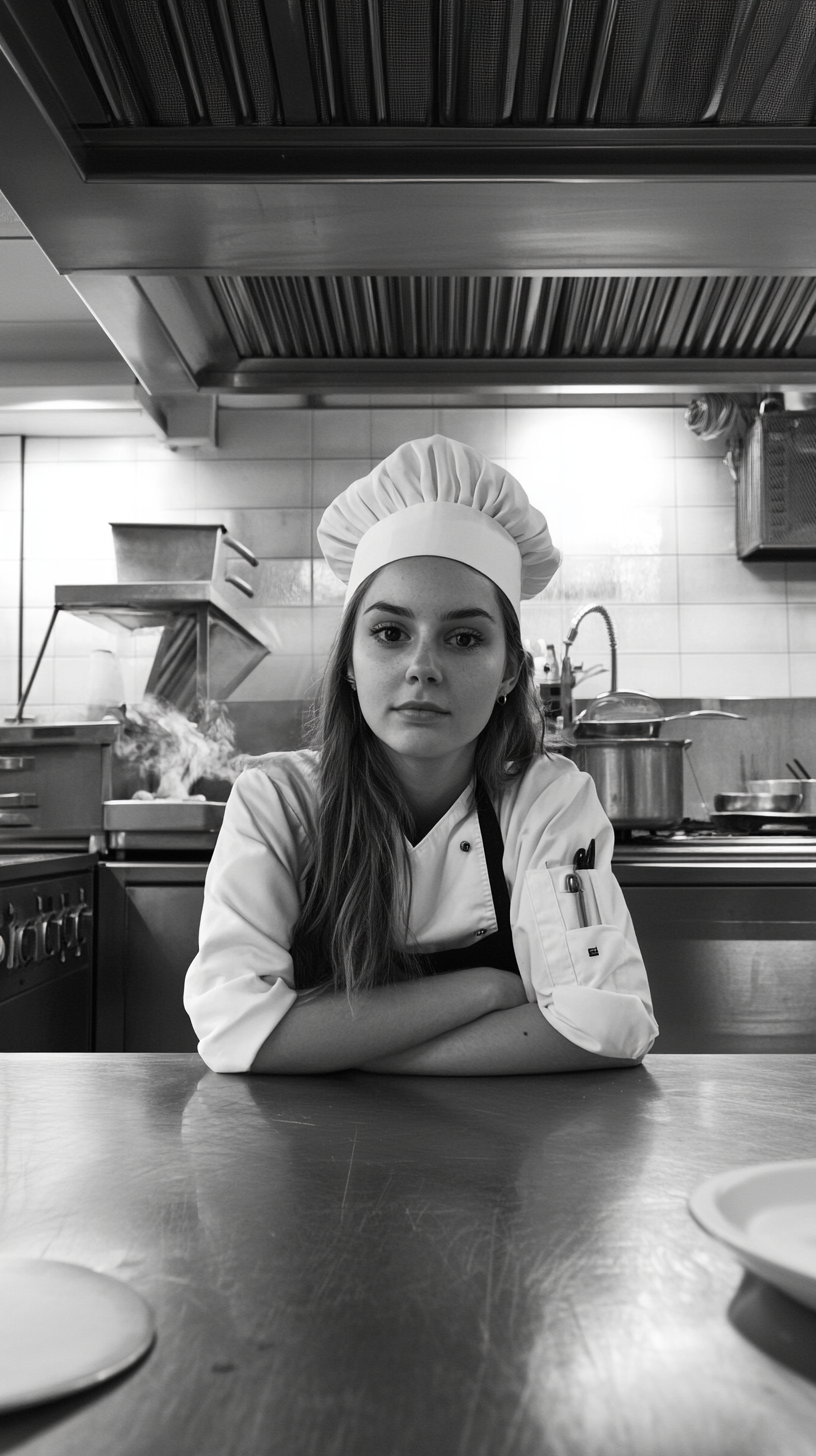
[
  {"x1": 96, "y1": 862, "x2": 205, "y2": 1053},
  {"x1": 622, "y1": 882, "x2": 816, "y2": 1053}
]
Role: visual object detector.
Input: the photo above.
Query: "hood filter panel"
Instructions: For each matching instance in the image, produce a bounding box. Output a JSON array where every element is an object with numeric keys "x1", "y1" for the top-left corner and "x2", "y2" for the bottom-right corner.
[
  {"x1": 50, "y1": 0, "x2": 816, "y2": 128},
  {"x1": 208, "y1": 273, "x2": 816, "y2": 361}
]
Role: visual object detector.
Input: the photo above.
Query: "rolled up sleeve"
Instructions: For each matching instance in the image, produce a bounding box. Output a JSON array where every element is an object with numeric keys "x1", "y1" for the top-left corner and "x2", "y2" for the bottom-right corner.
[
  {"x1": 183, "y1": 768, "x2": 306, "y2": 1072},
  {"x1": 508, "y1": 761, "x2": 658, "y2": 1061}
]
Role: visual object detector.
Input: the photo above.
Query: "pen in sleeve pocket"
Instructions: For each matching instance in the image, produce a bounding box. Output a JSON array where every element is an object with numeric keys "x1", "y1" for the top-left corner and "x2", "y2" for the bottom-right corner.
[{"x1": 565, "y1": 871, "x2": 588, "y2": 927}]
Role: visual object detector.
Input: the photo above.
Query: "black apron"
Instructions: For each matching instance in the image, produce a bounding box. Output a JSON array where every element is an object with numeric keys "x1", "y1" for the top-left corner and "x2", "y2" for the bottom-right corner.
[{"x1": 423, "y1": 785, "x2": 522, "y2": 978}]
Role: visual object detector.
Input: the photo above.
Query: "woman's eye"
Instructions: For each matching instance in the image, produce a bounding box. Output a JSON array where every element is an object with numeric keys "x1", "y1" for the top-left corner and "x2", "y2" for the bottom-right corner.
[
  {"x1": 371, "y1": 623, "x2": 407, "y2": 644},
  {"x1": 450, "y1": 631, "x2": 482, "y2": 649}
]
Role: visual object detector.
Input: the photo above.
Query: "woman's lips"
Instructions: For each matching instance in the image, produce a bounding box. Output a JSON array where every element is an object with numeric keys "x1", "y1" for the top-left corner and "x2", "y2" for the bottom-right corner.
[{"x1": 393, "y1": 703, "x2": 449, "y2": 717}]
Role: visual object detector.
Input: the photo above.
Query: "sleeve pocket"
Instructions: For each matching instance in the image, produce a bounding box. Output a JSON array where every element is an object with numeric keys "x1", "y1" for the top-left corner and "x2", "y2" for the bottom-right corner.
[{"x1": 522, "y1": 865, "x2": 643, "y2": 995}]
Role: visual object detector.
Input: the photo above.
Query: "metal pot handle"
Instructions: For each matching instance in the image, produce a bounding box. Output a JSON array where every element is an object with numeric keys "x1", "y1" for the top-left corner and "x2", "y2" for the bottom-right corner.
[
  {"x1": 222, "y1": 531, "x2": 259, "y2": 568},
  {"x1": 662, "y1": 710, "x2": 745, "y2": 723},
  {"x1": 224, "y1": 572, "x2": 254, "y2": 598}
]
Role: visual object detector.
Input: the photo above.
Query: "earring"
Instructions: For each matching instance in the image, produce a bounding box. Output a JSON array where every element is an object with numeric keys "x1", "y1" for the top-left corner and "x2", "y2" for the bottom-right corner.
[
  {"x1": 496, "y1": 694, "x2": 507, "y2": 706},
  {"x1": 346, "y1": 677, "x2": 357, "y2": 691}
]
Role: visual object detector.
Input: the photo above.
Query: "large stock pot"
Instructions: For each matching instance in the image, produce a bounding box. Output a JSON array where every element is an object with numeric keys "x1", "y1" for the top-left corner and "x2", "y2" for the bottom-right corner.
[{"x1": 568, "y1": 737, "x2": 689, "y2": 830}]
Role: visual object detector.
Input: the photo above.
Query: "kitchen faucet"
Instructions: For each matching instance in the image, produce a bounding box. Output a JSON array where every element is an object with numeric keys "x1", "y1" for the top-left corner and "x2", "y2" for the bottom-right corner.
[{"x1": 560, "y1": 604, "x2": 618, "y2": 727}]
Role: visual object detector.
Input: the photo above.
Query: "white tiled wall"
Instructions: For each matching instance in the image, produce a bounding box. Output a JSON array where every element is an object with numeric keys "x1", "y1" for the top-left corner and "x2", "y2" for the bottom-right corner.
[{"x1": 2, "y1": 403, "x2": 816, "y2": 725}]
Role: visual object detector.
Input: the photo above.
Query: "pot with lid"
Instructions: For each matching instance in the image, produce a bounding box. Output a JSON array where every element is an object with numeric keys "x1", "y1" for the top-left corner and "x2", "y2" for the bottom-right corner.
[
  {"x1": 568, "y1": 691, "x2": 744, "y2": 829},
  {"x1": 573, "y1": 689, "x2": 743, "y2": 740}
]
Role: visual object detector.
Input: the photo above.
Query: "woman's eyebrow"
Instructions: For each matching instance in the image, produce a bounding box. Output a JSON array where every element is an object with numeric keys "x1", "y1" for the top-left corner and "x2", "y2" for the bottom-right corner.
[
  {"x1": 364, "y1": 600, "x2": 414, "y2": 617},
  {"x1": 363, "y1": 601, "x2": 496, "y2": 623},
  {"x1": 441, "y1": 607, "x2": 497, "y2": 622}
]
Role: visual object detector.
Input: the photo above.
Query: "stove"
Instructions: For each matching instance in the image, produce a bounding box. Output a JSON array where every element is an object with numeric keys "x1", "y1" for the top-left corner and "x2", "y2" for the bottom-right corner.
[{"x1": 614, "y1": 820, "x2": 816, "y2": 864}]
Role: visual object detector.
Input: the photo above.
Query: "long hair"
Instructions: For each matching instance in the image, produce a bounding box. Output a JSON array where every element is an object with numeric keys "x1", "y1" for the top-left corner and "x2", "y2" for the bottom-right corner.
[{"x1": 290, "y1": 570, "x2": 548, "y2": 997}]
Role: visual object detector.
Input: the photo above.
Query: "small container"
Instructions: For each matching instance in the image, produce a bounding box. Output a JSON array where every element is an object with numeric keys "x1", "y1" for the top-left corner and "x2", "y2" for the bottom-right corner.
[
  {"x1": 538, "y1": 643, "x2": 562, "y2": 721},
  {"x1": 111, "y1": 524, "x2": 258, "y2": 583}
]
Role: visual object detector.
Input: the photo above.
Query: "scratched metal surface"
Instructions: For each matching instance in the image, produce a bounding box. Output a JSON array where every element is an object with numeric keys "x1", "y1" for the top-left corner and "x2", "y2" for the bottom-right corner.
[{"x1": 0, "y1": 1054, "x2": 815, "y2": 1456}]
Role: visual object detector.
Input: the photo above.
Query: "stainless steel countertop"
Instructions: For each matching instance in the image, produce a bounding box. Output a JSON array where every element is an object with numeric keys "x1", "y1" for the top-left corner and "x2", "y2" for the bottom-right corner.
[{"x1": 1, "y1": 1054, "x2": 815, "y2": 1456}]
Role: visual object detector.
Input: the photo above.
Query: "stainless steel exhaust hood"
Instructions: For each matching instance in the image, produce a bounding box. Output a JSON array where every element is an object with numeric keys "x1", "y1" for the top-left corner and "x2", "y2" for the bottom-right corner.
[{"x1": 3, "y1": 1, "x2": 816, "y2": 408}]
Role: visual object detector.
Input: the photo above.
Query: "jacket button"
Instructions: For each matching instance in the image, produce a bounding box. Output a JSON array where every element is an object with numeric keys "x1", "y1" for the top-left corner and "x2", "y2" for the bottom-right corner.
[{"x1": 460, "y1": 841, "x2": 471, "y2": 852}]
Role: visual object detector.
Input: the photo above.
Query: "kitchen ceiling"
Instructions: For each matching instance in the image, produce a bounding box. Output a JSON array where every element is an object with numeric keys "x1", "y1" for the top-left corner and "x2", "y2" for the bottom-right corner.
[{"x1": 2, "y1": 0, "x2": 816, "y2": 411}]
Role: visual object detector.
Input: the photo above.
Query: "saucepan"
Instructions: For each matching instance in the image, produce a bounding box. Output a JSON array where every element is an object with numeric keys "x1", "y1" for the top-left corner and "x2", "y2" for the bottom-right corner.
[
  {"x1": 573, "y1": 689, "x2": 744, "y2": 741},
  {"x1": 714, "y1": 791, "x2": 803, "y2": 814},
  {"x1": 747, "y1": 779, "x2": 816, "y2": 814}
]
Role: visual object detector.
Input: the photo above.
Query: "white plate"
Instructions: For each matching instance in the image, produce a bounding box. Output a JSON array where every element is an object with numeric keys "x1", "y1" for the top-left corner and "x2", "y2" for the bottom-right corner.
[
  {"x1": 0, "y1": 1259, "x2": 155, "y2": 1412},
  {"x1": 689, "y1": 1160, "x2": 816, "y2": 1312}
]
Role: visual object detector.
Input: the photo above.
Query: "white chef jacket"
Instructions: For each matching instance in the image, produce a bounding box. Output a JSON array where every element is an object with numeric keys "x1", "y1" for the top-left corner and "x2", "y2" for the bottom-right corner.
[{"x1": 184, "y1": 750, "x2": 658, "y2": 1073}]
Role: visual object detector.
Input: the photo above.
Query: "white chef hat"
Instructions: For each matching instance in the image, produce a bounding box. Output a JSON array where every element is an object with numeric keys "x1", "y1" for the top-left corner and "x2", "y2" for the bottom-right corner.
[{"x1": 317, "y1": 435, "x2": 561, "y2": 617}]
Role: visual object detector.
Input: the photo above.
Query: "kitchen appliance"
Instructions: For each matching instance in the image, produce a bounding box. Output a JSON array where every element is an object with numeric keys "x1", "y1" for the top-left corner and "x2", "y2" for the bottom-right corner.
[
  {"x1": 738, "y1": 408, "x2": 816, "y2": 560},
  {"x1": 0, "y1": 851, "x2": 96, "y2": 1051},
  {"x1": 709, "y1": 811, "x2": 816, "y2": 833},
  {"x1": 0, "y1": 723, "x2": 116, "y2": 850},
  {"x1": 15, "y1": 523, "x2": 272, "y2": 722},
  {"x1": 568, "y1": 738, "x2": 689, "y2": 831}
]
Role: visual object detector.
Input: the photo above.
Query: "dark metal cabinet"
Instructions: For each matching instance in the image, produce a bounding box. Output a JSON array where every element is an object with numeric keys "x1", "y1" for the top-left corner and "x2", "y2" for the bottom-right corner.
[
  {"x1": 616, "y1": 865, "x2": 816, "y2": 1053},
  {"x1": 96, "y1": 862, "x2": 206, "y2": 1052}
]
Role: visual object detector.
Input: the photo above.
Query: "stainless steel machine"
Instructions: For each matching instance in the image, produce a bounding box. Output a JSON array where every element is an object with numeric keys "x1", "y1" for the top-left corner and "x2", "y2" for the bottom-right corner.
[
  {"x1": 0, "y1": 722, "x2": 116, "y2": 851},
  {"x1": 6, "y1": 521, "x2": 271, "y2": 855},
  {"x1": 14, "y1": 522, "x2": 273, "y2": 722}
]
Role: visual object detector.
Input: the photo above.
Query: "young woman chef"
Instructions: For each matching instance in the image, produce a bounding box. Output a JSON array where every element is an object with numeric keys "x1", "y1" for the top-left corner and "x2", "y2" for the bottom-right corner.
[{"x1": 184, "y1": 435, "x2": 658, "y2": 1075}]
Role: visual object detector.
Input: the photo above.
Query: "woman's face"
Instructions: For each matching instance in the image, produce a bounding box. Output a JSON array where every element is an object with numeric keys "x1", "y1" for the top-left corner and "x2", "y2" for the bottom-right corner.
[{"x1": 349, "y1": 556, "x2": 518, "y2": 778}]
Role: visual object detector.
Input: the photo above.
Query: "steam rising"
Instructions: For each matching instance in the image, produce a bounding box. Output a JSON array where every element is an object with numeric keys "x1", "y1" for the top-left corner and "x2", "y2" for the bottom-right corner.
[{"x1": 115, "y1": 697, "x2": 242, "y2": 799}]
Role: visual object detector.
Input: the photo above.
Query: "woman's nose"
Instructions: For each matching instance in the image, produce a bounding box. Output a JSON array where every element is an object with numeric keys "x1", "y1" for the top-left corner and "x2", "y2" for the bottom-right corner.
[{"x1": 405, "y1": 639, "x2": 442, "y2": 682}]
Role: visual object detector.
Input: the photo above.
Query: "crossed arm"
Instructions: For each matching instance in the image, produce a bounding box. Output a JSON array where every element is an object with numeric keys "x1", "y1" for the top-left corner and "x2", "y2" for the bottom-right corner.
[{"x1": 250, "y1": 967, "x2": 638, "y2": 1075}]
